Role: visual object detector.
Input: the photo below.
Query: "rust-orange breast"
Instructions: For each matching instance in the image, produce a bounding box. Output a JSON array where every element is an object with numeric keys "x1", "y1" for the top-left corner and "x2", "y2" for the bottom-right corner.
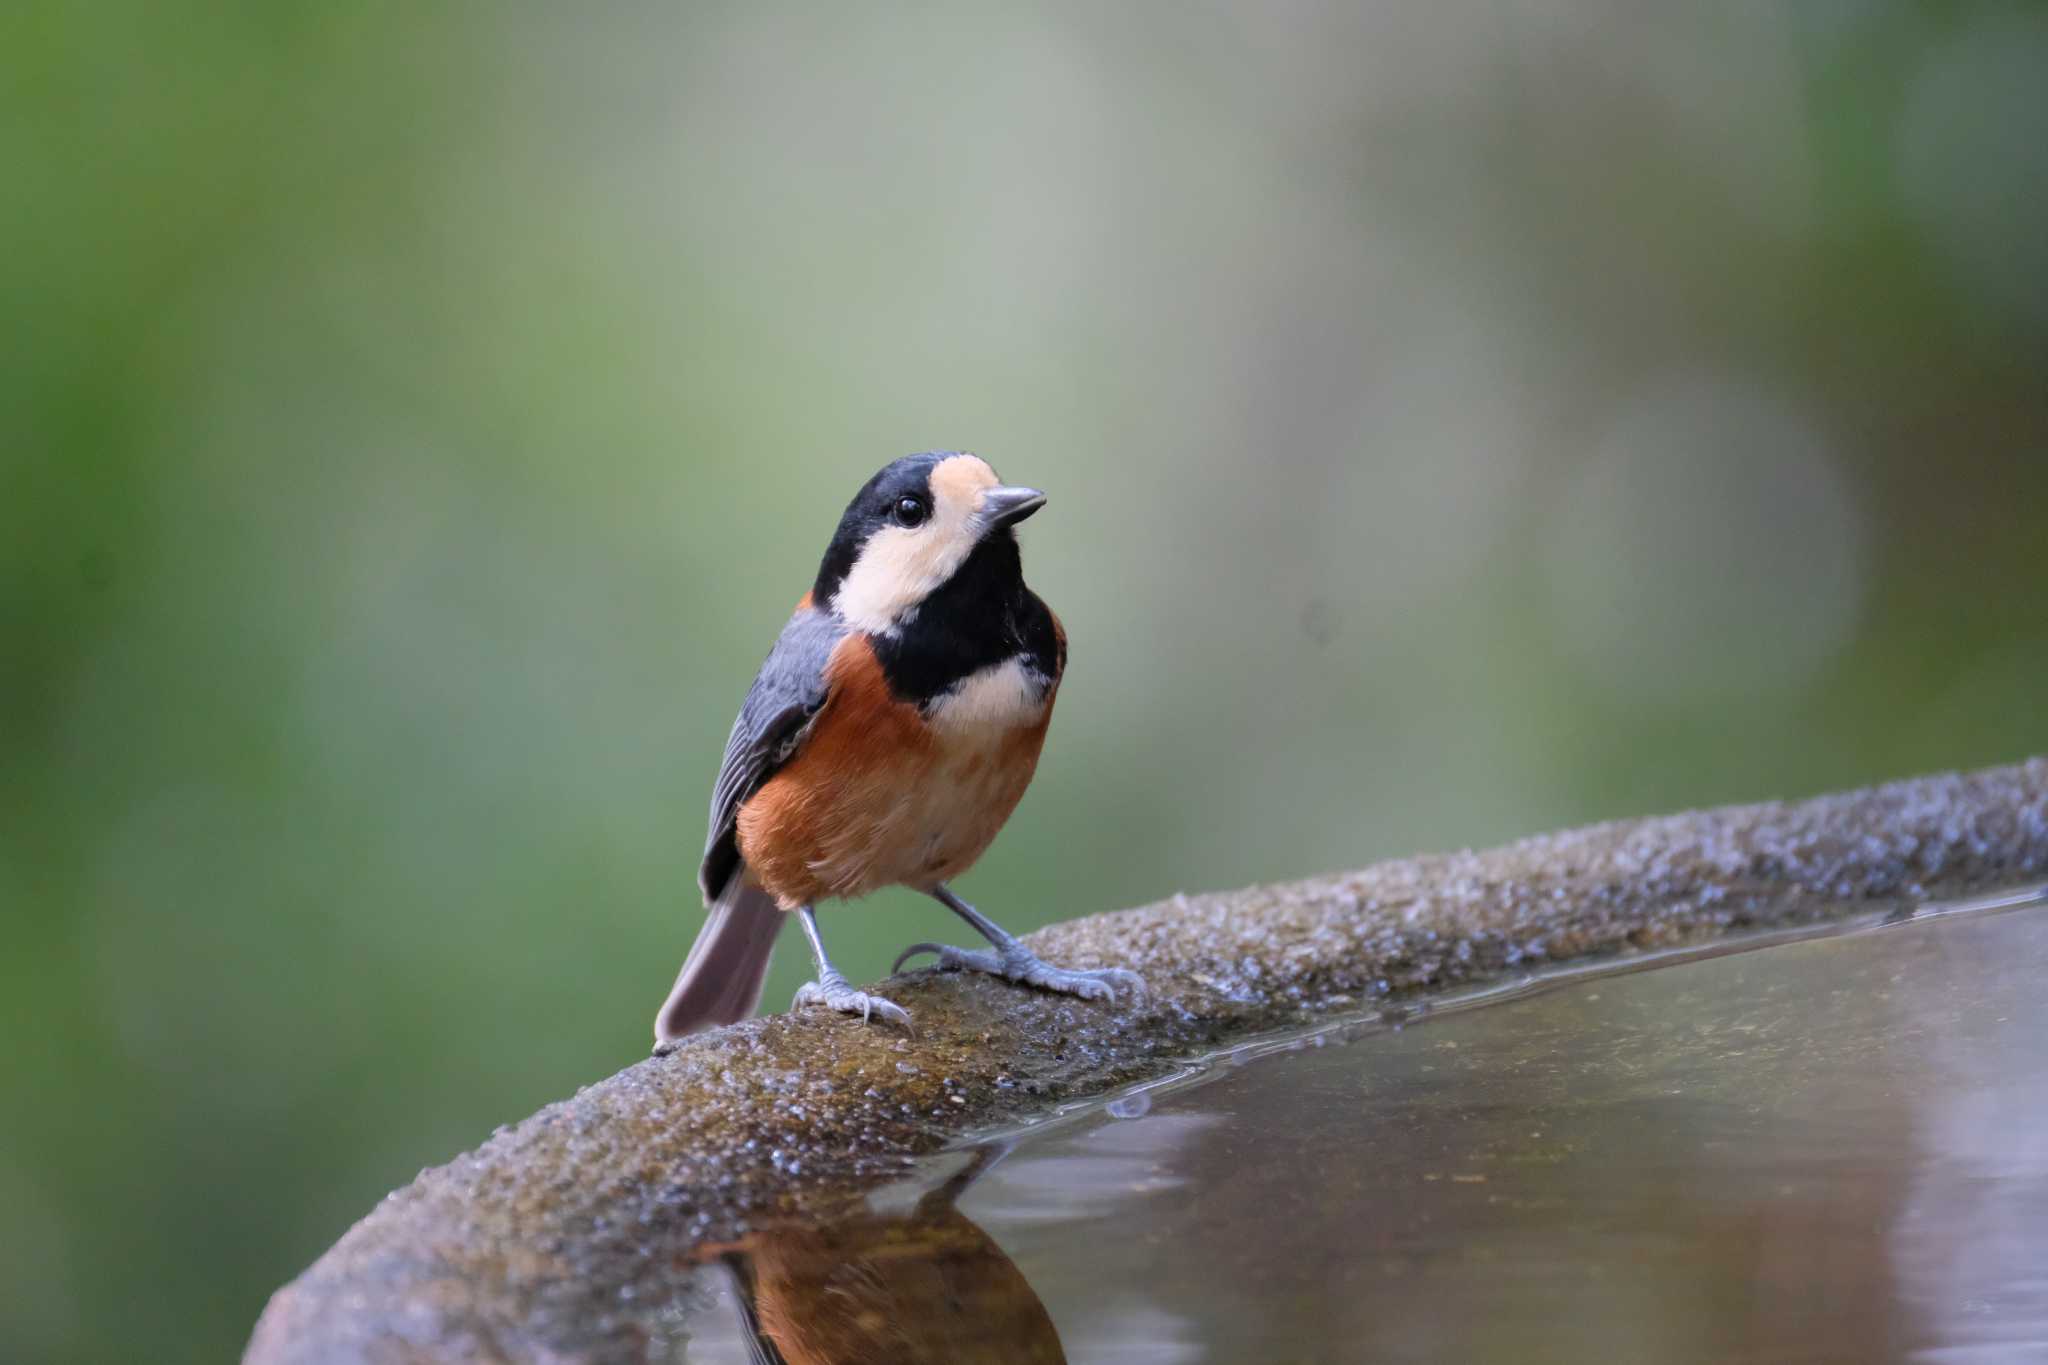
[{"x1": 736, "y1": 633, "x2": 1057, "y2": 908}]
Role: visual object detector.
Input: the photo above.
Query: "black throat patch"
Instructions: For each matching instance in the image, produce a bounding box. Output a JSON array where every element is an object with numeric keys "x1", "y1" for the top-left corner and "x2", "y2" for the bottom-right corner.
[{"x1": 866, "y1": 532, "x2": 1062, "y2": 709}]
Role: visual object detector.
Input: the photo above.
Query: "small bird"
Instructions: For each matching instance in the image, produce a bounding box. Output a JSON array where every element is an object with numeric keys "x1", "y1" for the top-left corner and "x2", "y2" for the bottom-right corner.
[
  {"x1": 653, "y1": 452, "x2": 1141, "y2": 1047},
  {"x1": 711, "y1": 1143, "x2": 1064, "y2": 1364}
]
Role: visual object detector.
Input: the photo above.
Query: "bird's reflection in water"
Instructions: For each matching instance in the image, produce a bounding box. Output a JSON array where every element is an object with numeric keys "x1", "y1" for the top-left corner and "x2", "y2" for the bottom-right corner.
[{"x1": 707, "y1": 1144, "x2": 1064, "y2": 1365}]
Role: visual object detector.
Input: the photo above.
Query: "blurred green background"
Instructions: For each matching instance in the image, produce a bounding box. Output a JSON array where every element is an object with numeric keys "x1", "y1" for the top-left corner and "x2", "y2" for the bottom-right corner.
[{"x1": 5, "y1": 3, "x2": 2046, "y2": 1360}]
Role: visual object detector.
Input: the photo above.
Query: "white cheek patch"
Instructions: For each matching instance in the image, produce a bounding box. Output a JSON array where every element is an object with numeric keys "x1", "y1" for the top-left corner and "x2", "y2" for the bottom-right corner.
[
  {"x1": 833, "y1": 454, "x2": 1000, "y2": 636},
  {"x1": 926, "y1": 657, "x2": 1048, "y2": 734},
  {"x1": 833, "y1": 521, "x2": 976, "y2": 635}
]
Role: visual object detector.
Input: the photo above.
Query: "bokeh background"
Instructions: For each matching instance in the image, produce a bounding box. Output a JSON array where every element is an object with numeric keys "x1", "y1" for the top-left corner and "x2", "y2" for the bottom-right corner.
[{"x1": 6, "y1": 3, "x2": 2047, "y2": 1360}]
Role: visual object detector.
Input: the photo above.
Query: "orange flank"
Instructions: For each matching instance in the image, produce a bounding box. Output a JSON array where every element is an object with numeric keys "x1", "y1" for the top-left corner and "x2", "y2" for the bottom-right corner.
[{"x1": 737, "y1": 635, "x2": 1056, "y2": 908}]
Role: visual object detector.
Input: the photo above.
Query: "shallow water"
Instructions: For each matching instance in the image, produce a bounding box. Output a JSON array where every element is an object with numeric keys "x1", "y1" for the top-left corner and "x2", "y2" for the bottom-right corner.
[{"x1": 653, "y1": 890, "x2": 2048, "y2": 1364}]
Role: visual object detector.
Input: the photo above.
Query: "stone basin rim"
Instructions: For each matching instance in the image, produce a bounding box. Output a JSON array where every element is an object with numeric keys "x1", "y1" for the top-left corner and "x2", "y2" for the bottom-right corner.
[
  {"x1": 245, "y1": 756, "x2": 2048, "y2": 1365},
  {"x1": 974, "y1": 878, "x2": 2048, "y2": 1145}
]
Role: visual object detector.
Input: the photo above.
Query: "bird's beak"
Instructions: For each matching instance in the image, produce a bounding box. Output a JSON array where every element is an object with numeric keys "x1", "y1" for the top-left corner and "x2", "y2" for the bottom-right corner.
[{"x1": 981, "y1": 485, "x2": 1047, "y2": 529}]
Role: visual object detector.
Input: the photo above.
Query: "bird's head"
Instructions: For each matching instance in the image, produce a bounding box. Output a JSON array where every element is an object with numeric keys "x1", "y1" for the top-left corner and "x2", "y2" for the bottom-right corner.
[{"x1": 812, "y1": 452, "x2": 1045, "y2": 634}]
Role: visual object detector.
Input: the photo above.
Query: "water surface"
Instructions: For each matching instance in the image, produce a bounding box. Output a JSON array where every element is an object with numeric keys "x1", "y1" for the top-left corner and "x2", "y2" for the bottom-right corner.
[{"x1": 657, "y1": 892, "x2": 2048, "y2": 1363}]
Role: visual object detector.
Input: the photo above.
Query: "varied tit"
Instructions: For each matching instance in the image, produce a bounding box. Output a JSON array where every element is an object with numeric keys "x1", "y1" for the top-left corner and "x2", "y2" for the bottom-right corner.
[
  {"x1": 707, "y1": 1142, "x2": 1063, "y2": 1364},
  {"x1": 653, "y1": 452, "x2": 1142, "y2": 1048}
]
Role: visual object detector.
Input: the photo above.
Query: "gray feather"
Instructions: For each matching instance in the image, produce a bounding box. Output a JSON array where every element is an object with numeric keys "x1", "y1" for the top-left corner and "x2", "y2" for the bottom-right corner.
[
  {"x1": 654, "y1": 880, "x2": 784, "y2": 1043},
  {"x1": 698, "y1": 606, "x2": 844, "y2": 902}
]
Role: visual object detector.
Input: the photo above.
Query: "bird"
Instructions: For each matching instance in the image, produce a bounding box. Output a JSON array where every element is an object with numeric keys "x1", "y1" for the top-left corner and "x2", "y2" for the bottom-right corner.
[
  {"x1": 653, "y1": 451, "x2": 1142, "y2": 1048},
  {"x1": 709, "y1": 1143, "x2": 1064, "y2": 1364}
]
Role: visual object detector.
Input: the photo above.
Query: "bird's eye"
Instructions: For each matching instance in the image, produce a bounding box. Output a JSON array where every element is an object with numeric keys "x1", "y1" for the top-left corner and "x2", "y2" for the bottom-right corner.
[{"x1": 892, "y1": 495, "x2": 929, "y2": 528}]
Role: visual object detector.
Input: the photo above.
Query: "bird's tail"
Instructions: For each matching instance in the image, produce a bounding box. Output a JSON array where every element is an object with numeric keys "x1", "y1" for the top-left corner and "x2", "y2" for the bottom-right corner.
[{"x1": 653, "y1": 877, "x2": 784, "y2": 1046}]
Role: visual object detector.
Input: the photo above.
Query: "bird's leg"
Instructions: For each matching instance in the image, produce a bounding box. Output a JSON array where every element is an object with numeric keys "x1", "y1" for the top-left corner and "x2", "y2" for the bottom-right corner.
[
  {"x1": 791, "y1": 906, "x2": 912, "y2": 1029},
  {"x1": 893, "y1": 885, "x2": 1145, "y2": 1003}
]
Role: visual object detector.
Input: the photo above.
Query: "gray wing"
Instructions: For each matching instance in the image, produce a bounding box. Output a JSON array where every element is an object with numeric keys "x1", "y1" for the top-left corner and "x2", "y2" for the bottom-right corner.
[{"x1": 698, "y1": 606, "x2": 844, "y2": 902}]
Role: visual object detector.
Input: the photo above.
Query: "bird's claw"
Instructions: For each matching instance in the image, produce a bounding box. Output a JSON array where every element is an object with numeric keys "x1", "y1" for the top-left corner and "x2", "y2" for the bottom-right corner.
[
  {"x1": 892, "y1": 942, "x2": 949, "y2": 974},
  {"x1": 793, "y1": 975, "x2": 913, "y2": 1030},
  {"x1": 898, "y1": 941, "x2": 1145, "y2": 1004}
]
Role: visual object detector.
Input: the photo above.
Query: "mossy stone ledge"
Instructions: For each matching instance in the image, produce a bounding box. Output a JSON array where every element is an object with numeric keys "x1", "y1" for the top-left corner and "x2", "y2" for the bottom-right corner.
[{"x1": 247, "y1": 757, "x2": 2048, "y2": 1363}]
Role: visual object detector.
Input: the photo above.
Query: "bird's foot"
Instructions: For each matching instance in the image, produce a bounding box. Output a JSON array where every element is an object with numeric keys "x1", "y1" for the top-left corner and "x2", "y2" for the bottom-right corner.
[
  {"x1": 792, "y1": 970, "x2": 913, "y2": 1030},
  {"x1": 893, "y1": 941, "x2": 1145, "y2": 1003}
]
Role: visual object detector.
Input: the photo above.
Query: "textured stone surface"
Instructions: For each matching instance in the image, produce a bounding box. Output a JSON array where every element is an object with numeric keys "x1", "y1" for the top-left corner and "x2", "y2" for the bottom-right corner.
[{"x1": 247, "y1": 759, "x2": 2048, "y2": 1363}]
